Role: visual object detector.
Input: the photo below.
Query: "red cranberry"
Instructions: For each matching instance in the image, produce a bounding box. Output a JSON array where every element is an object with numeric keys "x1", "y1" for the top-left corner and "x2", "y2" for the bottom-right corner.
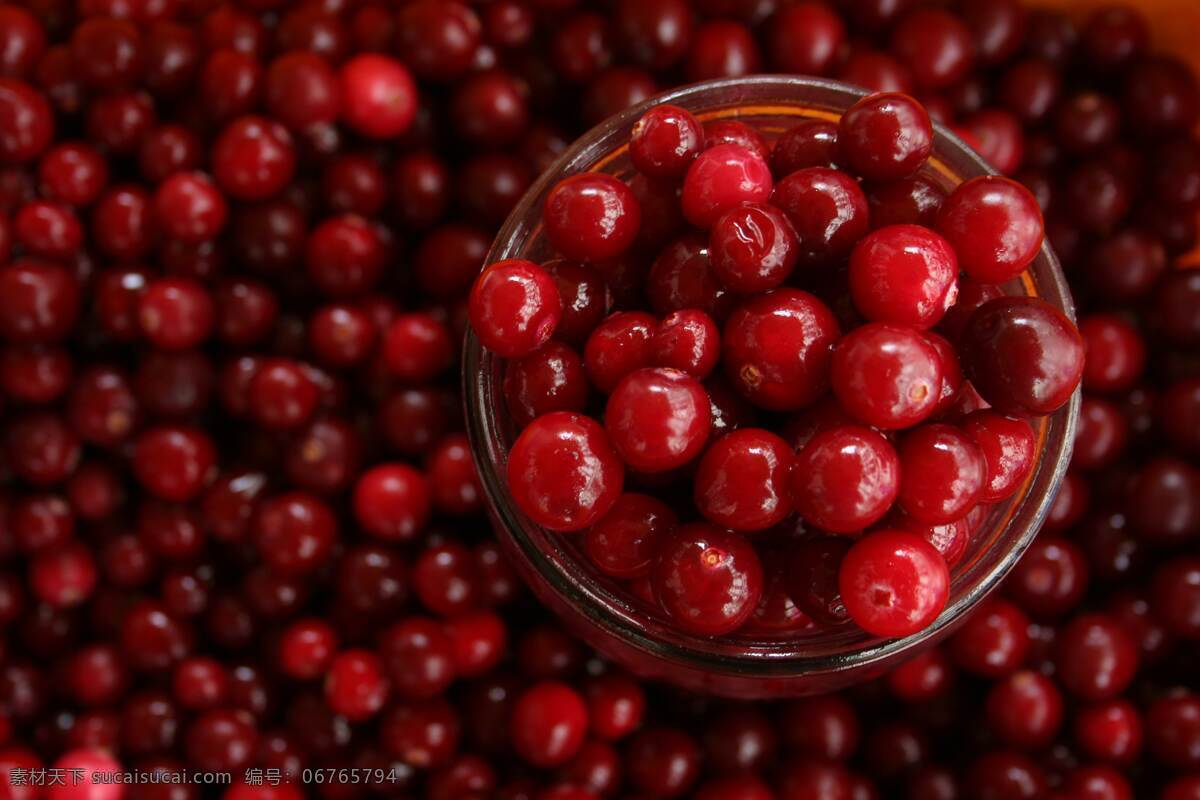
[
  {"x1": 507, "y1": 411, "x2": 623, "y2": 532},
  {"x1": 605, "y1": 367, "x2": 710, "y2": 473},
  {"x1": 1054, "y1": 613, "x2": 1139, "y2": 701},
  {"x1": 848, "y1": 224, "x2": 958, "y2": 329},
  {"x1": 510, "y1": 681, "x2": 588, "y2": 768},
  {"x1": 337, "y1": 54, "x2": 417, "y2": 139},
  {"x1": 630, "y1": 104, "x2": 704, "y2": 179},
  {"x1": 792, "y1": 425, "x2": 900, "y2": 534},
  {"x1": 765, "y1": 2, "x2": 844, "y2": 76},
  {"x1": 708, "y1": 202, "x2": 799, "y2": 294},
  {"x1": 652, "y1": 522, "x2": 762, "y2": 636},
  {"x1": 694, "y1": 427, "x2": 793, "y2": 531},
  {"x1": 889, "y1": 8, "x2": 974, "y2": 91},
  {"x1": 544, "y1": 174, "x2": 641, "y2": 262},
  {"x1": 936, "y1": 176, "x2": 1043, "y2": 284},
  {"x1": 469, "y1": 259, "x2": 563, "y2": 358},
  {"x1": 832, "y1": 322, "x2": 943, "y2": 429},
  {"x1": 839, "y1": 528, "x2": 949, "y2": 637},
  {"x1": 961, "y1": 411, "x2": 1035, "y2": 502},
  {"x1": 838, "y1": 92, "x2": 932, "y2": 181},
  {"x1": 352, "y1": 463, "x2": 431, "y2": 542},
  {"x1": 681, "y1": 144, "x2": 772, "y2": 229}
]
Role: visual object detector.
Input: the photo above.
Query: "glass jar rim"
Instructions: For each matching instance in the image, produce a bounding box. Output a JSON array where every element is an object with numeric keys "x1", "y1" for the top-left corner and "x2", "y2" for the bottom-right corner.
[{"x1": 463, "y1": 75, "x2": 1080, "y2": 681}]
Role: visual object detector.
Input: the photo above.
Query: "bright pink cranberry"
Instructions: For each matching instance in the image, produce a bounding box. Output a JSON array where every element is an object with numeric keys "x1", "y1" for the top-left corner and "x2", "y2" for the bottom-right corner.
[
  {"x1": 896, "y1": 424, "x2": 986, "y2": 524},
  {"x1": 838, "y1": 92, "x2": 933, "y2": 180},
  {"x1": 652, "y1": 522, "x2": 763, "y2": 636},
  {"x1": 469, "y1": 259, "x2": 563, "y2": 358},
  {"x1": 604, "y1": 367, "x2": 711, "y2": 473},
  {"x1": 832, "y1": 322, "x2": 943, "y2": 429},
  {"x1": 960, "y1": 296, "x2": 1084, "y2": 416},
  {"x1": 338, "y1": 54, "x2": 417, "y2": 139},
  {"x1": 680, "y1": 143, "x2": 773, "y2": 228},
  {"x1": 848, "y1": 224, "x2": 958, "y2": 329},
  {"x1": 708, "y1": 202, "x2": 799, "y2": 294},
  {"x1": 839, "y1": 528, "x2": 950, "y2": 637},
  {"x1": 961, "y1": 411, "x2": 1036, "y2": 502},
  {"x1": 630, "y1": 104, "x2": 704, "y2": 179},
  {"x1": 722, "y1": 289, "x2": 840, "y2": 411},
  {"x1": 507, "y1": 411, "x2": 624, "y2": 532},
  {"x1": 543, "y1": 174, "x2": 641, "y2": 262},
  {"x1": 694, "y1": 427, "x2": 793, "y2": 531},
  {"x1": 936, "y1": 176, "x2": 1044, "y2": 284},
  {"x1": 510, "y1": 681, "x2": 588, "y2": 768},
  {"x1": 791, "y1": 424, "x2": 900, "y2": 534},
  {"x1": 772, "y1": 166, "x2": 870, "y2": 267}
]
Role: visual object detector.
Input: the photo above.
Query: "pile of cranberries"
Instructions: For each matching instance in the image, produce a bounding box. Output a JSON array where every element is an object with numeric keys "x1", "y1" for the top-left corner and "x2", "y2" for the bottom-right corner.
[
  {"x1": 472, "y1": 91, "x2": 1082, "y2": 640},
  {"x1": 0, "y1": 0, "x2": 1197, "y2": 796}
]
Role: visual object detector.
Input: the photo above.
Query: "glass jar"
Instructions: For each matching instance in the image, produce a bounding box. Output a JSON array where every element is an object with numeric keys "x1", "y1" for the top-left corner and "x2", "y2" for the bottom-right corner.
[{"x1": 463, "y1": 76, "x2": 1080, "y2": 698}]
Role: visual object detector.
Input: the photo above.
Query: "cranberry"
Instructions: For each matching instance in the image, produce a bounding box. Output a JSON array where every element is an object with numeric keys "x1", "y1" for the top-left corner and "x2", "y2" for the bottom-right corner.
[
  {"x1": 507, "y1": 411, "x2": 623, "y2": 532},
  {"x1": 848, "y1": 225, "x2": 958, "y2": 329},
  {"x1": 132, "y1": 425, "x2": 216, "y2": 502},
  {"x1": 839, "y1": 529, "x2": 949, "y2": 637},
  {"x1": 791, "y1": 425, "x2": 899, "y2": 534},
  {"x1": 960, "y1": 296, "x2": 1084, "y2": 416},
  {"x1": 1054, "y1": 614, "x2": 1138, "y2": 701},
  {"x1": 832, "y1": 322, "x2": 943, "y2": 429},
  {"x1": 603, "y1": 367, "x2": 710, "y2": 472},
  {"x1": 1079, "y1": 314, "x2": 1145, "y2": 394},
  {"x1": 584, "y1": 311, "x2": 656, "y2": 393},
  {"x1": 708, "y1": 202, "x2": 798, "y2": 294},
  {"x1": 510, "y1": 681, "x2": 588, "y2": 768},
  {"x1": 890, "y1": 8, "x2": 974, "y2": 91},
  {"x1": 680, "y1": 144, "x2": 772, "y2": 229},
  {"x1": 936, "y1": 176, "x2": 1043, "y2": 284},
  {"x1": 652, "y1": 522, "x2": 762, "y2": 635},
  {"x1": 630, "y1": 104, "x2": 703, "y2": 179},
  {"x1": 694, "y1": 427, "x2": 793, "y2": 531},
  {"x1": 896, "y1": 424, "x2": 985, "y2": 524},
  {"x1": 765, "y1": 2, "x2": 844, "y2": 75},
  {"x1": 722, "y1": 289, "x2": 839, "y2": 411},
  {"x1": 469, "y1": 259, "x2": 562, "y2": 358},
  {"x1": 352, "y1": 463, "x2": 431, "y2": 542},
  {"x1": 961, "y1": 411, "x2": 1035, "y2": 502},
  {"x1": 544, "y1": 174, "x2": 641, "y2": 262},
  {"x1": 952, "y1": 600, "x2": 1032, "y2": 673},
  {"x1": 838, "y1": 93, "x2": 932, "y2": 181},
  {"x1": 773, "y1": 167, "x2": 870, "y2": 268}
]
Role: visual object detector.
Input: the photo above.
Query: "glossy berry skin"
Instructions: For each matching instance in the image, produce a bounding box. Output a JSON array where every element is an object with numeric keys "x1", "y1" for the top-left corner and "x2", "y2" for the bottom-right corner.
[
  {"x1": 652, "y1": 523, "x2": 763, "y2": 636},
  {"x1": 681, "y1": 144, "x2": 773, "y2": 228},
  {"x1": 352, "y1": 463, "x2": 432, "y2": 542},
  {"x1": 708, "y1": 202, "x2": 799, "y2": 294},
  {"x1": 960, "y1": 296, "x2": 1084, "y2": 416},
  {"x1": 630, "y1": 104, "x2": 704, "y2": 179},
  {"x1": 832, "y1": 322, "x2": 943, "y2": 429},
  {"x1": 469, "y1": 260, "x2": 563, "y2": 358},
  {"x1": 1054, "y1": 614, "x2": 1139, "y2": 701},
  {"x1": 211, "y1": 116, "x2": 296, "y2": 201},
  {"x1": 839, "y1": 529, "x2": 950, "y2": 638},
  {"x1": 504, "y1": 341, "x2": 590, "y2": 427},
  {"x1": 544, "y1": 174, "x2": 641, "y2": 262},
  {"x1": 604, "y1": 368, "x2": 711, "y2": 473},
  {"x1": 837, "y1": 92, "x2": 933, "y2": 180},
  {"x1": 897, "y1": 424, "x2": 986, "y2": 524},
  {"x1": 651, "y1": 310, "x2": 720, "y2": 379},
  {"x1": 848, "y1": 224, "x2": 958, "y2": 329},
  {"x1": 961, "y1": 411, "x2": 1036, "y2": 502},
  {"x1": 132, "y1": 425, "x2": 217, "y2": 503},
  {"x1": 510, "y1": 681, "x2": 588, "y2": 768},
  {"x1": 694, "y1": 427, "x2": 793, "y2": 532},
  {"x1": 584, "y1": 311, "x2": 656, "y2": 393},
  {"x1": 507, "y1": 412, "x2": 624, "y2": 532},
  {"x1": 722, "y1": 289, "x2": 840, "y2": 412},
  {"x1": 585, "y1": 493, "x2": 678, "y2": 579},
  {"x1": 772, "y1": 167, "x2": 870, "y2": 268},
  {"x1": 791, "y1": 424, "x2": 900, "y2": 534},
  {"x1": 338, "y1": 54, "x2": 418, "y2": 139},
  {"x1": 153, "y1": 172, "x2": 228, "y2": 244},
  {"x1": 936, "y1": 176, "x2": 1044, "y2": 284}
]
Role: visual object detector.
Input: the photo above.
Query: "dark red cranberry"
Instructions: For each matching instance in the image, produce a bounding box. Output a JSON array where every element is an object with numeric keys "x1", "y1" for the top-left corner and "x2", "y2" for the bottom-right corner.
[
  {"x1": 510, "y1": 681, "x2": 587, "y2": 768},
  {"x1": 960, "y1": 296, "x2": 1084, "y2": 417},
  {"x1": 889, "y1": 8, "x2": 974, "y2": 90},
  {"x1": 630, "y1": 104, "x2": 703, "y2": 179},
  {"x1": 773, "y1": 167, "x2": 870, "y2": 268}
]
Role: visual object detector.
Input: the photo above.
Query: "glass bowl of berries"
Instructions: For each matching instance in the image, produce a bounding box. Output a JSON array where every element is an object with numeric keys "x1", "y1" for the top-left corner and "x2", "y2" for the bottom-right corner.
[{"x1": 463, "y1": 75, "x2": 1081, "y2": 698}]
